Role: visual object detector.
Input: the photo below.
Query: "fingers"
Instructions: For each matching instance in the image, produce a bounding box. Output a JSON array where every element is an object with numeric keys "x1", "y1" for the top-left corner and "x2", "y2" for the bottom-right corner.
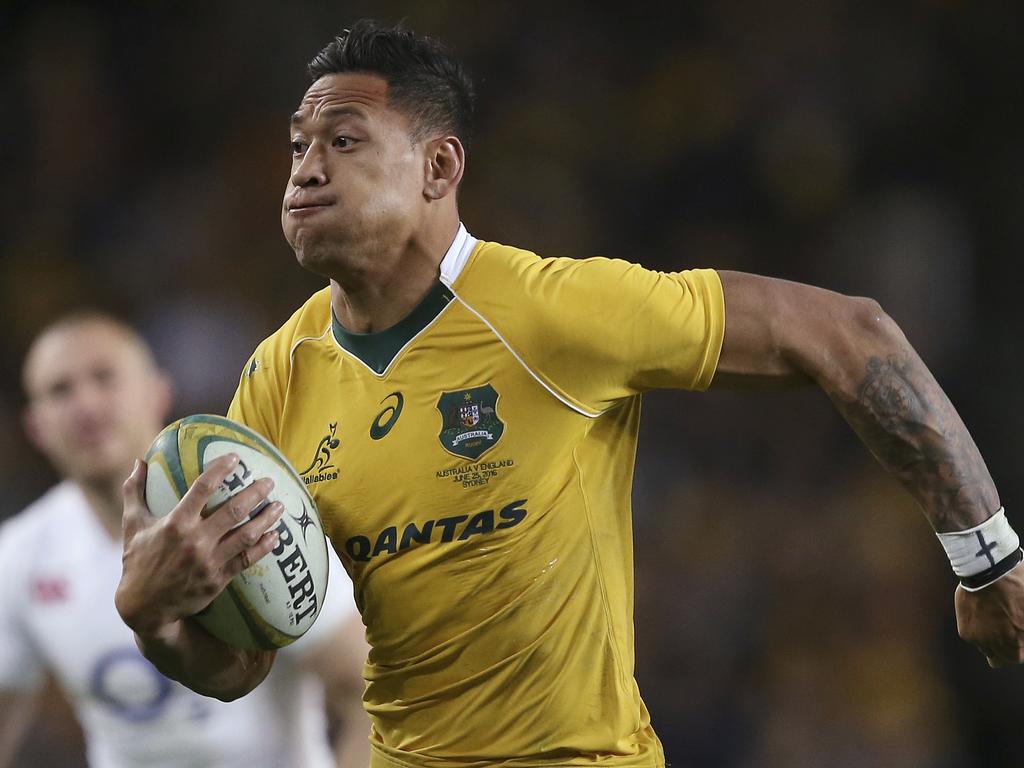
[
  {"x1": 173, "y1": 453, "x2": 243, "y2": 523},
  {"x1": 121, "y1": 459, "x2": 149, "y2": 540},
  {"x1": 984, "y1": 648, "x2": 1009, "y2": 668},
  {"x1": 217, "y1": 504, "x2": 284, "y2": 579},
  {"x1": 954, "y1": 583, "x2": 1024, "y2": 667},
  {"x1": 977, "y1": 642, "x2": 1024, "y2": 668},
  {"x1": 175, "y1": 455, "x2": 278, "y2": 542},
  {"x1": 960, "y1": 616, "x2": 1024, "y2": 667},
  {"x1": 205, "y1": 477, "x2": 276, "y2": 539}
]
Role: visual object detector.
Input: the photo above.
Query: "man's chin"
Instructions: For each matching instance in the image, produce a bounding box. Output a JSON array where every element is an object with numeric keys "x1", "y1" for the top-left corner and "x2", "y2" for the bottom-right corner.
[
  {"x1": 289, "y1": 227, "x2": 364, "y2": 276},
  {"x1": 63, "y1": 453, "x2": 136, "y2": 489},
  {"x1": 294, "y1": 250, "x2": 335, "y2": 278},
  {"x1": 294, "y1": 244, "x2": 352, "y2": 280}
]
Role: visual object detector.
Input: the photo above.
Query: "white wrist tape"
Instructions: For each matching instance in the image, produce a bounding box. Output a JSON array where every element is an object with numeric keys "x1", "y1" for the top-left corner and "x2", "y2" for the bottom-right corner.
[{"x1": 936, "y1": 508, "x2": 1023, "y2": 591}]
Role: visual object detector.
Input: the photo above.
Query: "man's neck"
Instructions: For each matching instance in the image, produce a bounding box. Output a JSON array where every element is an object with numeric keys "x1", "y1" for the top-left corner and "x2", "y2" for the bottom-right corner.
[
  {"x1": 330, "y1": 218, "x2": 460, "y2": 334},
  {"x1": 77, "y1": 476, "x2": 126, "y2": 542}
]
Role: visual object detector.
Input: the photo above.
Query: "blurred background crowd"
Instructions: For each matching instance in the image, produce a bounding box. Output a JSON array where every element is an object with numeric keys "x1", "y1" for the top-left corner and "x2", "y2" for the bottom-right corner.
[{"x1": 1, "y1": 0, "x2": 1022, "y2": 766}]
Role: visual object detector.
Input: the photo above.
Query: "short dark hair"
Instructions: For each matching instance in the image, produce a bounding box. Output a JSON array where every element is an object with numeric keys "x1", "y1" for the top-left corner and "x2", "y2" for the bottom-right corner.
[{"x1": 308, "y1": 20, "x2": 476, "y2": 153}]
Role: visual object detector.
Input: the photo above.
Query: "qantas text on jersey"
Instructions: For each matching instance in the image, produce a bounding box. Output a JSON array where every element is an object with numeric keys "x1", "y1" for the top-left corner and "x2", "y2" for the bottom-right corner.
[{"x1": 345, "y1": 499, "x2": 527, "y2": 562}]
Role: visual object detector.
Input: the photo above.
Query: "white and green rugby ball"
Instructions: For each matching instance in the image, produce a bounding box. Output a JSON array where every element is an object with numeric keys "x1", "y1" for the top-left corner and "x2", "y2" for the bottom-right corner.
[{"x1": 144, "y1": 414, "x2": 329, "y2": 650}]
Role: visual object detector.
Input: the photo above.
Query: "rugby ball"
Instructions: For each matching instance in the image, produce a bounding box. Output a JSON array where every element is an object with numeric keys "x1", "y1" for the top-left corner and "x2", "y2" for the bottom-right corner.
[{"x1": 144, "y1": 414, "x2": 329, "y2": 650}]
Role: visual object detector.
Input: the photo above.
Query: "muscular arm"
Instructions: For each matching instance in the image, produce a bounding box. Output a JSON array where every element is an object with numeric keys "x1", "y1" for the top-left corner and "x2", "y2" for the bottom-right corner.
[
  {"x1": 131, "y1": 619, "x2": 275, "y2": 702},
  {"x1": 0, "y1": 691, "x2": 37, "y2": 768},
  {"x1": 714, "y1": 270, "x2": 1021, "y2": 665},
  {"x1": 0, "y1": 680, "x2": 84, "y2": 768},
  {"x1": 713, "y1": 270, "x2": 999, "y2": 533}
]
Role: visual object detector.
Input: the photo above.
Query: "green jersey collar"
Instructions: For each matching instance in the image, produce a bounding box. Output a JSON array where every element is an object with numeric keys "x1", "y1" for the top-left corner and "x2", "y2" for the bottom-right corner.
[{"x1": 331, "y1": 281, "x2": 454, "y2": 375}]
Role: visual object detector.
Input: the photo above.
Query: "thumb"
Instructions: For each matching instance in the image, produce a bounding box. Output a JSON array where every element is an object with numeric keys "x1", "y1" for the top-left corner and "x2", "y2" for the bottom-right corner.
[{"x1": 121, "y1": 459, "x2": 150, "y2": 539}]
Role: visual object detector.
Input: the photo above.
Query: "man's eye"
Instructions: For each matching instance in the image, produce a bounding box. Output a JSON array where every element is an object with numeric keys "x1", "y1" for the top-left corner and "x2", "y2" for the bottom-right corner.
[
  {"x1": 48, "y1": 381, "x2": 72, "y2": 400},
  {"x1": 291, "y1": 139, "x2": 307, "y2": 156},
  {"x1": 93, "y1": 366, "x2": 115, "y2": 387},
  {"x1": 333, "y1": 136, "x2": 353, "y2": 149}
]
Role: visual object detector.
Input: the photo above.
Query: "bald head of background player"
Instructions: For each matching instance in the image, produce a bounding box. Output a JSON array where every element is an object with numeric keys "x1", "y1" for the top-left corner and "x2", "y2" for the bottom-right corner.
[{"x1": 22, "y1": 312, "x2": 173, "y2": 538}]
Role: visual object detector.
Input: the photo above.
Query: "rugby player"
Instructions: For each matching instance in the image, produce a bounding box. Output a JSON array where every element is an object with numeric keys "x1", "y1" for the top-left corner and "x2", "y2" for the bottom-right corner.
[
  {"x1": 114, "y1": 20, "x2": 1024, "y2": 768},
  {"x1": 1, "y1": 313, "x2": 370, "y2": 768}
]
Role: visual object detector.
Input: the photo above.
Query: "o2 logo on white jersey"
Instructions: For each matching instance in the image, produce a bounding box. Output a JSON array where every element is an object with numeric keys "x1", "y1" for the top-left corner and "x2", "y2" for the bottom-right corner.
[{"x1": 89, "y1": 647, "x2": 209, "y2": 723}]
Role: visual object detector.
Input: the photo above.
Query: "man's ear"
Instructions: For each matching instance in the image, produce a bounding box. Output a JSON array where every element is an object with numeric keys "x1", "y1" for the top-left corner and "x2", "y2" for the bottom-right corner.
[
  {"x1": 423, "y1": 136, "x2": 465, "y2": 200},
  {"x1": 22, "y1": 404, "x2": 45, "y2": 453},
  {"x1": 152, "y1": 369, "x2": 175, "y2": 424}
]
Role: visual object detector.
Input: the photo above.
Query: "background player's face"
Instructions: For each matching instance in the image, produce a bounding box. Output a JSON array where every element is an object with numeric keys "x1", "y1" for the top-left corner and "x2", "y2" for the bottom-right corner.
[
  {"x1": 23, "y1": 321, "x2": 172, "y2": 487},
  {"x1": 282, "y1": 73, "x2": 429, "y2": 277}
]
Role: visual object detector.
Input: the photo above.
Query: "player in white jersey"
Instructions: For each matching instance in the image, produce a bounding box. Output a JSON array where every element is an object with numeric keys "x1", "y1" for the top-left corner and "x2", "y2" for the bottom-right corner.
[{"x1": 0, "y1": 312, "x2": 370, "y2": 768}]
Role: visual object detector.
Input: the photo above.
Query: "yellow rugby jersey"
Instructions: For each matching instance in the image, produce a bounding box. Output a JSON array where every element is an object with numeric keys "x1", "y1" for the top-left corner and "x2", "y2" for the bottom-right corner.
[{"x1": 228, "y1": 225, "x2": 724, "y2": 768}]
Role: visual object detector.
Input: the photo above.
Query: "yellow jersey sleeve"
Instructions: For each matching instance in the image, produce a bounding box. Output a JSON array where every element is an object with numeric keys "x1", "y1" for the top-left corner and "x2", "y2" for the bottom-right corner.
[
  {"x1": 454, "y1": 244, "x2": 725, "y2": 414},
  {"x1": 227, "y1": 338, "x2": 286, "y2": 445},
  {"x1": 227, "y1": 288, "x2": 333, "y2": 444}
]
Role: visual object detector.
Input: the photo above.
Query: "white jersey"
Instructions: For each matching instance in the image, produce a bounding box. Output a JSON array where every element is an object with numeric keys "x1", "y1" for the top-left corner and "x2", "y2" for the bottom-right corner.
[{"x1": 0, "y1": 481, "x2": 360, "y2": 768}]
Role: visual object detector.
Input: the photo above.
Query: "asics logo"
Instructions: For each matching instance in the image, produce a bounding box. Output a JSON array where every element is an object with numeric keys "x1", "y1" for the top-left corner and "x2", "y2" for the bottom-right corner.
[{"x1": 370, "y1": 392, "x2": 404, "y2": 440}]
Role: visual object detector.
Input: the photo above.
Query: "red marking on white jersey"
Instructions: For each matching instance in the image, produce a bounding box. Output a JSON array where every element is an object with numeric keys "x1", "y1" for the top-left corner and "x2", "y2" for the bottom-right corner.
[{"x1": 31, "y1": 577, "x2": 69, "y2": 603}]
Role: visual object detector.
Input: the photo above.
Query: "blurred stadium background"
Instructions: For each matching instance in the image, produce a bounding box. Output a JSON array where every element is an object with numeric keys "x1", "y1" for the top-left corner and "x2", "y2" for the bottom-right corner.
[{"x1": 1, "y1": 1, "x2": 1022, "y2": 766}]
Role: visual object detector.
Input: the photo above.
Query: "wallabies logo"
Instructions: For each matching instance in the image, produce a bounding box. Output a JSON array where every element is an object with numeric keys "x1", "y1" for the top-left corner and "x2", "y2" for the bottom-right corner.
[
  {"x1": 437, "y1": 384, "x2": 504, "y2": 460},
  {"x1": 300, "y1": 423, "x2": 340, "y2": 485}
]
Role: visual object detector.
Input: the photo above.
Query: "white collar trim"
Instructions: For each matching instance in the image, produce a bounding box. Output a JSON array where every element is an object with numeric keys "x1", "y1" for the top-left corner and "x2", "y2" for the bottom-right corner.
[{"x1": 439, "y1": 222, "x2": 478, "y2": 287}]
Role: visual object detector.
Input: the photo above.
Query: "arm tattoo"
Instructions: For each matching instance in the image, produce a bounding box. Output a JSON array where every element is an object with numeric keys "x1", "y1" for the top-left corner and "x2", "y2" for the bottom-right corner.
[{"x1": 832, "y1": 354, "x2": 998, "y2": 532}]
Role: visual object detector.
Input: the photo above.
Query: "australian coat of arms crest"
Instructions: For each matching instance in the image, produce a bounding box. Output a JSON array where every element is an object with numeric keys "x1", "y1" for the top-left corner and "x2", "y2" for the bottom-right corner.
[{"x1": 436, "y1": 384, "x2": 504, "y2": 460}]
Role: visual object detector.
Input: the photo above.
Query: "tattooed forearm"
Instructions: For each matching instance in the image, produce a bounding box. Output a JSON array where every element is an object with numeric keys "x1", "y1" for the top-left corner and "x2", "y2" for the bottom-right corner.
[
  {"x1": 712, "y1": 273, "x2": 1000, "y2": 532},
  {"x1": 830, "y1": 353, "x2": 999, "y2": 532}
]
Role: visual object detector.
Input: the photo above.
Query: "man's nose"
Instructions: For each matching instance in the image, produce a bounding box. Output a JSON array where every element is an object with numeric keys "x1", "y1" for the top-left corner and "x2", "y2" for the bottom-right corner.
[
  {"x1": 69, "y1": 380, "x2": 108, "y2": 415},
  {"x1": 290, "y1": 142, "x2": 328, "y2": 187}
]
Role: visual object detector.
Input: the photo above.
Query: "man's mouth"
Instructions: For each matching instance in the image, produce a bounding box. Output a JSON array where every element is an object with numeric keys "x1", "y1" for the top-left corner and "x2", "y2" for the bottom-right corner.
[{"x1": 286, "y1": 196, "x2": 335, "y2": 214}]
